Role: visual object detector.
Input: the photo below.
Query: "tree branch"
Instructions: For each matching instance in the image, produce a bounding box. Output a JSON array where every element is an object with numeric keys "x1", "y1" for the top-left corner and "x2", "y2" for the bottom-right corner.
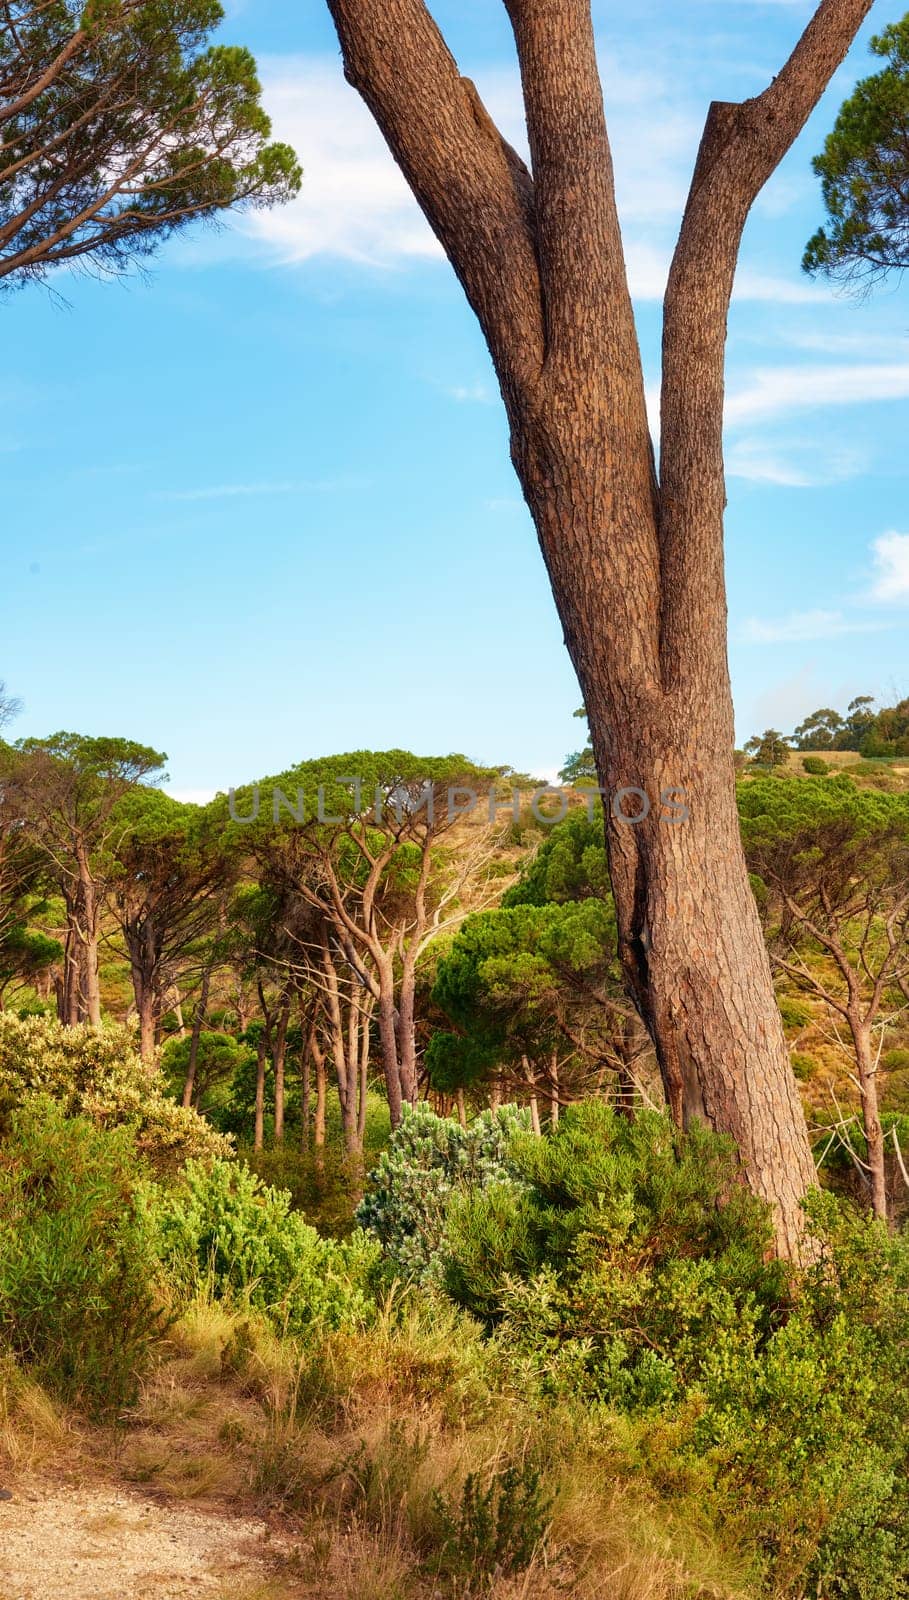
[
  {"x1": 325, "y1": 0, "x2": 545, "y2": 395},
  {"x1": 659, "y1": 0, "x2": 872, "y2": 684}
]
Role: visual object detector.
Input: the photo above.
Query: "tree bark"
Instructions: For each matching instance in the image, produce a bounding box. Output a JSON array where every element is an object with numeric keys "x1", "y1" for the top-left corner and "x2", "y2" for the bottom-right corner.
[
  {"x1": 272, "y1": 989, "x2": 291, "y2": 1145},
  {"x1": 313, "y1": 1036, "x2": 327, "y2": 1172},
  {"x1": 253, "y1": 1030, "x2": 268, "y2": 1153},
  {"x1": 182, "y1": 966, "x2": 210, "y2": 1109},
  {"x1": 136, "y1": 984, "x2": 157, "y2": 1063},
  {"x1": 76, "y1": 846, "x2": 102, "y2": 1027},
  {"x1": 323, "y1": 0, "x2": 873, "y2": 1257},
  {"x1": 849, "y1": 1011, "x2": 888, "y2": 1221}
]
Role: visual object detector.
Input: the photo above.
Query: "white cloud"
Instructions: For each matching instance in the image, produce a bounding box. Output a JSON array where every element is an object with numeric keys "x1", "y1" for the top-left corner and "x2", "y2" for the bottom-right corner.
[
  {"x1": 732, "y1": 269, "x2": 829, "y2": 305},
  {"x1": 244, "y1": 53, "x2": 700, "y2": 271},
  {"x1": 157, "y1": 480, "x2": 346, "y2": 502},
  {"x1": 741, "y1": 610, "x2": 890, "y2": 644},
  {"x1": 726, "y1": 438, "x2": 868, "y2": 487},
  {"x1": 785, "y1": 329, "x2": 909, "y2": 358},
  {"x1": 726, "y1": 363, "x2": 909, "y2": 425},
  {"x1": 869, "y1": 532, "x2": 909, "y2": 603},
  {"x1": 166, "y1": 787, "x2": 217, "y2": 805},
  {"x1": 244, "y1": 59, "x2": 443, "y2": 266},
  {"x1": 445, "y1": 382, "x2": 496, "y2": 405}
]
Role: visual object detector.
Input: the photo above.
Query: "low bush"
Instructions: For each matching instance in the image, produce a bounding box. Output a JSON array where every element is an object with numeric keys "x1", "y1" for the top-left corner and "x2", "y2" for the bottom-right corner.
[
  {"x1": 355, "y1": 1103, "x2": 531, "y2": 1283},
  {"x1": 440, "y1": 1102, "x2": 909, "y2": 1599},
  {"x1": 0, "y1": 1013, "x2": 232, "y2": 1171},
  {"x1": 155, "y1": 1157, "x2": 379, "y2": 1337},
  {"x1": 802, "y1": 755, "x2": 829, "y2": 775},
  {"x1": 0, "y1": 1098, "x2": 165, "y2": 1414}
]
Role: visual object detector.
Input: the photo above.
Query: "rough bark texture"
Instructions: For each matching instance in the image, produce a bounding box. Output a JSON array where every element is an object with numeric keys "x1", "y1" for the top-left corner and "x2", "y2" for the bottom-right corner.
[
  {"x1": 849, "y1": 1012, "x2": 887, "y2": 1220},
  {"x1": 324, "y1": 0, "x2": 873, "y2": 1257}
]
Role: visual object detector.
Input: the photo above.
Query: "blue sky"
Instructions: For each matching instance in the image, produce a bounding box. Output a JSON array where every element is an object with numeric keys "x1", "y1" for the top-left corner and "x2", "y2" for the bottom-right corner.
[{"x1": 2, "y1": 0, "x2": 908, "y2": 798}]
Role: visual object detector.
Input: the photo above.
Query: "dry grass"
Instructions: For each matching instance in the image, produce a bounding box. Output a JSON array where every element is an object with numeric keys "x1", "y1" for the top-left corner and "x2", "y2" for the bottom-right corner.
[
  {"x1": 0, "y1": 1298, "x2": 756, "y2": 1600},
  {"x1": 0, "y1": 1355, "x2": 79, "y2": 1476}
]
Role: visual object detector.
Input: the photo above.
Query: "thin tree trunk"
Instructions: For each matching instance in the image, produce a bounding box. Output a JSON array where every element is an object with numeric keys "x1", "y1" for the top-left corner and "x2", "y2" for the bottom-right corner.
[
  {"x1": 456, "y1": 1085, "x2": 467, "y2": 1128},
  {"x1": 137, "y1": 983, "x2": 157, "y2": 1063},
  {"x1": 182, "y1": 966, "x2": 210, "y2": 1109},
  {"x1": 523, "y1": 1056, "x2": 542, "y2": 1137},
  {"x1": 321, "y1": 929, "x2": 361, "y2": 1154},
  {"x1": 77, "y1": 852, "x2": 102, "y2": 1028},
  {"x1": 358, "y1": 1003, "x2": 370, "y2": 1144},
  {"x1": 313, "y1": 1039, "x2": 327, "y2": 1172},
  {"x1": 61, "y1": 916, "x2": 80, "y2": 1025},
  {"x1": 398, "y1": 953, "x2": 419, "y2": 1105},
  {"x1": 272, "y1": 990, "x2": 291, "y2": 1146},
  {"x1": 253, "y1": 1031, "x2": 267, "y2": 1153},
  {"x1": 376, "y1": 976, "x2": 403, "y2": 1128},
  {"x1": 850, "y1": 1012, "x2": 888, "y2": 1220},
  {"x1": 300, "y1": 995, "x2": 315, "y2": 1152},
  {"x1": 549, "y1": 1056, "x2": 559, "y2": 1127}
]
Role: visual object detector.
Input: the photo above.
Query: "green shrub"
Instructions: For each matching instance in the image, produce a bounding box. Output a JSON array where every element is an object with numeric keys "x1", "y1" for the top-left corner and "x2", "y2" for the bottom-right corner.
[
  {"x1": 441, "y1": 1104, "x2": 909, "y2": 1598},
  {"x1": 155, "y1": 1158, "x2": 378, "y2": 1336},
  {"x1": 0, "y1": 1099, "x2": 165, "y2": 1414},
  {"x1": 802, "y1": 756, "x2": 829, "y2": 775},
  {"x1": 778, "y1": 993, "x2": 812, "y2": 1030},
  {"x1": 243, "y1": 1087, "x2": 392, "y2": 1237},
  {"x1": 0, "y1": 1013, "x2": 232, "y2": 1171},
  {"x1": 431, "y1": 1460, "x2": 551, "y2": 1580},
  {"x1": 355, "y1": 1103, "x2": 531, "y2": 1283},
  {"x1": 790, "y1": 1050, "x2": 818, "y2": 1081}
]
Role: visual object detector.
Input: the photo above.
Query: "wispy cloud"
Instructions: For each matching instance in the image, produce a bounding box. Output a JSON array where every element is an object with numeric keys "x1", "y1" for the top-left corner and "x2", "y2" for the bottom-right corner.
[
  {"x1": 445, "y1": 382, "x2": 496, "y2": 405},
  {"x1": 784, "y1": 329, "x2": 909, "y2": 359},
  {"x1": 156, "y1": 479, "x2": 348, "y2": 502},
  {"x1": 726, "y1": 363, "x2": 909, "y2": 425},
  {"x1": 726, "y1": 438, "x2": 868, "y2": 487},
  {"x1": 741, "y1": 609, "x2": 891, "y2": 644},
  {"x1": 869, "y1": 532, "x2": 909, "y2": 603}
]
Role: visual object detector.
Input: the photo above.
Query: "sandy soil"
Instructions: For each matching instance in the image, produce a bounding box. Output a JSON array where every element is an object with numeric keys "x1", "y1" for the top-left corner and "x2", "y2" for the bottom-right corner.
[{"x1": 0, "y1": 1479, "x2": 295, "y2": 1600}]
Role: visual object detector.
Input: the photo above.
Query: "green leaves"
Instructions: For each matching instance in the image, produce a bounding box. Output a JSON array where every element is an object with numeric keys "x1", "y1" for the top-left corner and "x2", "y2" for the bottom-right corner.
[
  {"x1": 1, "y1": 0, "x2": 302, "y2": 288},
  {"x1": 805, "y1": 15, "x2": 909, "y2": 281},
  {"x1": 156, "y1": 1156, "x2": 378, "y2": 1333}
]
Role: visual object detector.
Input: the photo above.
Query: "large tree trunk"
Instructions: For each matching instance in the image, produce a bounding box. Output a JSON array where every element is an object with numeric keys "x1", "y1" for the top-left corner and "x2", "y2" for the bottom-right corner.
[
  {"x1": 505, "y1": 420, "x2": 820, "y2": 1254},
  {"x1": 324, "y1": 0, "x2": 874, "y2": 1256},
  {"x1": 849, "y1": 1011, "x2": 887, "y2": 1221}
]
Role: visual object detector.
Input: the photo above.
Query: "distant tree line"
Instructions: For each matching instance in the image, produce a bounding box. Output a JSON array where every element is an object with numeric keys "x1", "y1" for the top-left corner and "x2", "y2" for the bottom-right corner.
[{"x1": 746, "y1": 694, "x2": 909, "y2": 765}]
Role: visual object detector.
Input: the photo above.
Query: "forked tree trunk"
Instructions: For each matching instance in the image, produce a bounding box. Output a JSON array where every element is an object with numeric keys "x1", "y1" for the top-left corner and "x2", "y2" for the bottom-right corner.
[{"x1": 325, "y1": 0, "x2": 873, "y2": 1257}]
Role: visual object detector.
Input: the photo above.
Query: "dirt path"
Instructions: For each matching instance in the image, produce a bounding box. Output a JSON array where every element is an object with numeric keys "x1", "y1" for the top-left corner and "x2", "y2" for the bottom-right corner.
[{"x1": 0, "y1": 1478, "x2": 297, "y2": 1600}]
